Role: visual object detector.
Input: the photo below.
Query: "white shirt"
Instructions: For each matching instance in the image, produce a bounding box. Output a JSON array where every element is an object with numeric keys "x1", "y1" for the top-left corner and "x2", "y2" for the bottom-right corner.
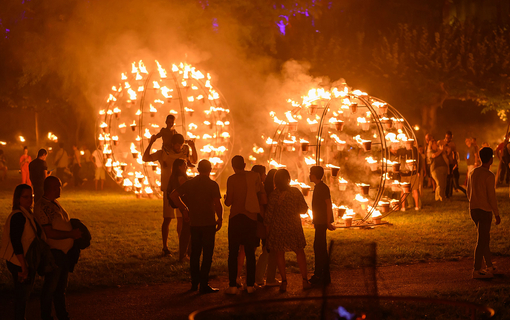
[{"x1": 467, "y1": 166, "x2": 499, "y2": 216}]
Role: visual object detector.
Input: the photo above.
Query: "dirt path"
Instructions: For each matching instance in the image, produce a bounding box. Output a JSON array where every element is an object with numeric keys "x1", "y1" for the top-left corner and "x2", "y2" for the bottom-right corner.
[{"x1": 2, "y1": 257, "x2": 509, "y2": 319}]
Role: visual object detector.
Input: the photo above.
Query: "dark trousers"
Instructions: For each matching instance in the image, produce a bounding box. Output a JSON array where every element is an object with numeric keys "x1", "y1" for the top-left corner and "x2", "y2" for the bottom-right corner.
[
  {"x1": 313, "y1": 224, "x2": 330, "y2": 282},
  {"x1": 497, "y1": 161, "x2": 510, "y2": 184},
  {"x1": 72, "y1": 164, "x2": 82, "y2": 186},
  {"x1": 446, "y1": 165, "x2": 466, "y2": 197},
  {"x1": 179, "y1": 220, "x2": 191, "y2": 260},
  {"x1": 228, "y1": 214, "x2": 257, "y2": 287},
  {"x1": 190, "y1": 225, "x2": 216, "y2": 287},
  {"x1": 7, "y1": 261, "x2": 36, "y2": 320},
  {"x1": 470, "y1": 209, "x2": 493, "y2": 270},
  {"x1": 42, "y1": 249, "x2": 70, "y2": 320}
]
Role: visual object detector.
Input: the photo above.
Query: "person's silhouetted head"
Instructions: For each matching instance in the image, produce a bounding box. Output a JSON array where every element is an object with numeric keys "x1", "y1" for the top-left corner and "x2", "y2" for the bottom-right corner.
[
  {"x1": 310, "y1": 166, "x2": 324, "y2": 181},
  {"x1": 170, "y1": 134, "x2": 185, "y2": 153},
  {"x1": 231, "y1": 155, "x2": 245, "y2": 171},
  {"x1": 166, "y1": 115, "x2": 175, "y2": 128},
  {"x1": 251, "y1": 165, "x2": 266, "y2": 181},
  {"x1": 274, "y1": 169, "x2": 291, "y2": 191},
  {"x1": 197, "y1": 160, "x2": 212, "y2": 175},
  {"x1": 264, "y1": 169, "x2": 277, "y2": 196},
  {"x1": 37, "y1": 149, "x2": 48, "y2": 159},
  {"x1": 44, "y1": 176, "x2": 62, "y2": 200},
  {"x1": 12, "y1": 184, "x2": 33, "y2": 211},
  {"x1": 479, "y1": 147, "x2": 493, "y2": 164}
]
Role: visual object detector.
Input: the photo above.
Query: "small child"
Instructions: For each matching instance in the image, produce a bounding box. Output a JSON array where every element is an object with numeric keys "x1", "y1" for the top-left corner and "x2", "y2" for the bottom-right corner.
[
  {"x1": 154, "y1": 115, "x2": 178, "y2": 151},
  {"x1": 309, "y1": 166, "x2": 336, "y2": 286}
]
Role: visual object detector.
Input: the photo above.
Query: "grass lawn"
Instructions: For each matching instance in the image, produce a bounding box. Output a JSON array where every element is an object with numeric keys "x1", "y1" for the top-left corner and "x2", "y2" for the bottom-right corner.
[{"x1": 0, "y1": 169, "x2": 509, "y2": 293}]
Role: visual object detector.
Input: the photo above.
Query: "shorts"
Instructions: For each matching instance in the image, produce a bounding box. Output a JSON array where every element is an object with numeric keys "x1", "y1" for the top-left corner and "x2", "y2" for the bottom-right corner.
[
  {"x1": 402, "y1": 174, "x2": 419, "y2": 191},
  {"x1": 163, "y1": 195, "x2": 182, "y2": 218},
  {"x1": 95, "y1": 167, "x2": 106, "y2": 180}
]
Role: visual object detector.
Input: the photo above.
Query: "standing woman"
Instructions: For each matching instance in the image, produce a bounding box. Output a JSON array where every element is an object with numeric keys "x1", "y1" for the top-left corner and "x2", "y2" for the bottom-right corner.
[
  {"x1": 0, "y1": 184, "x2": 42, "y2": 319},
  {"x1": 168, "y1": 159, "x2": 190, "y2": 261},
  {"x1": 265, "y1": 169, "x2": 311, "y2": 292},
  {"x1": 427, "y1": 139, "x2": 449, "y2": 201},
  {"x1": 19, "y1": 147, "x2": 31, "y2": 186}
]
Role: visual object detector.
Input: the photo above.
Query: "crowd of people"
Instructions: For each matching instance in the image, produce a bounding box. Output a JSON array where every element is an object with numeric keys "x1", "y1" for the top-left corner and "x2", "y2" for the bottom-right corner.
[{"x1": 0, "y1": 122, "x2": 505, "y2": 318}]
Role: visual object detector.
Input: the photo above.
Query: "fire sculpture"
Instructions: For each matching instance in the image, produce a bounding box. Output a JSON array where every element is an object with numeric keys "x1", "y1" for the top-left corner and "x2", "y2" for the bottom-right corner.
[
  {"x1": 259, "y1": 84, "x2": 419, "y2": 227},
  {"x1": 97, "y1": 60, "x2": 233, "y2": 198}
]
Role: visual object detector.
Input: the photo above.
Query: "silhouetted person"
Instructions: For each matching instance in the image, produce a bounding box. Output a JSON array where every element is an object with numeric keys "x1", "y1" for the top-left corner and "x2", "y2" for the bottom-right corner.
[
  {"x1": 29, "y1": 149, "x2": 49, "y2": 203},
  {"x1": 467, "y1": 147, "x2": 501, "y2": 279},
  {"x1": 309, "y1": 166, "x2": 335, "y2": 287},
  {"x1": 495, "y1": 133, "x2": 510, "y2": 186},
  {"x1": 0, "y1": 184, "x2": 41, "y2": 320},
  {"x1": 224, "y1": 156, "x2": 265, "y2": 295},
  {"x1": 91, "y1": 148, "x2": 105, "y2": 191},
  {"x1": 143, "y1": 133, "x2": 197, "y2": 255},
  {"x1": 71, "y1": 145, "x2": 82, "y2": 186},
  {"x1": 440, "y1": 130, "x2": 466, "y2": 197},
  {"x1": 167, "y1": 159, "x2": 190, "y2": 261},
  {"x1": 34, "y1": 176, "x2": 82, "y2": 320},
  {"x1": 0, "y1": 149, "x2": 7, "y2": 181},
  {"x1": 19, "y1": 146, "x2": 32, "y2": 186},
  {"x1": 170, "y1": 160, "x2": 222, "y2": 294},
  {"x1": 154, "y1": 114, "x2": 177, "y2": 152},
  {"x1": 54, "y1": 143, "x2": 68, "y2": 187}
]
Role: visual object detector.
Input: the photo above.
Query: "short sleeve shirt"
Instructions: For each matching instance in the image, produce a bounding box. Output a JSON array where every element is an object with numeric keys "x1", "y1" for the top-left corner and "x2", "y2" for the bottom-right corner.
[
  {"x1": 151, "y1": 147, "x2": 189, "y2": 191},
  {"x1": 29, "y1": 158, "x2": 48, "y2": 187},
  {"x1": 34, "y1": 197, "x2": 74, "y2": 254},
  {"x1": 177, "y1": 175, "x2": 221, "y2": 227},
  {"x1": 91, "y1": 149, "x2": 104, "y2": 168},
  {"x1": 311, "y1": 181, "x2": 332, "y2": 225},
  {"x1": 226, "y1": 171, "x2": 264, "y2": 221}
]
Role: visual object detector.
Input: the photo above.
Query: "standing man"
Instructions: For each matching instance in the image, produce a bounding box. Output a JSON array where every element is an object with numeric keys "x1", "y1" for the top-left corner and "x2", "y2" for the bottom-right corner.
[
  {"x1": 467, "y1": 147, "x2": 501, "y2": 279},
  {"x1": 224, "y1": 155, "x2": 265, "y2": 294},
  {"x1": 34, "y1": 176, "x2": 82, "y2": 320},
  {"x1": 71, "y1": 145, "x2": 82, "y2": 187},
  {"x1": 29, "y1": 149, "x2": 49, "y2": 203},
  {"x1": 465, "y1": 138, "x2": 480, "y2": 186},
  {"x1": 495, "y1": 133, "x2": 510, "y2": 186},
  {"x1": 170, "y1": 160, "x2": 222, "y2": 293},
  {"x1": 309, "y1": 166, "x2": 335, "y2": 287},
  {"x1": 143, "y1": 133, "x2": 197, "y2": 255},
  {"x1": 91, "y1": 148, "x2": 105, "y2": 191},
  {"x1": 54, "y1": 143, "x2": 68, "y2": 187},
  {"x1": 440, "y1": 131, "x2": 466, "y2": 197},
  {"x1": 20, "y1": 146, "x2": 32, "y2": 185}
]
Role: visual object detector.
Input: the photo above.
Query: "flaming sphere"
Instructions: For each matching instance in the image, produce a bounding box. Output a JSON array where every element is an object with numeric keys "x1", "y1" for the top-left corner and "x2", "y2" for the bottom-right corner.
[
  {"x1": 97, "y1": 60, "x2": 233, "y2": 197},
  {"x1": 258, "y1": 84, "x2": 418, "y2": 226}
]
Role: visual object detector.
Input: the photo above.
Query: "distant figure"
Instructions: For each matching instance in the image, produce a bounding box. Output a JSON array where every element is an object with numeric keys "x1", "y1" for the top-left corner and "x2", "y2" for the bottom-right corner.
[
  {"x1": 0, "y1": 149, "x2": 7, "y2": 181},
  {"x1": 265, "y1": 169, "x2": 311, "y2": 292},
  {"x1": 255, "y1": 168, "x2": 280, "y2": 287},
  {"x1": 91, "y1": 148, "x2": 105, "y2": 191},
  {"x1": 427, "y1": 139, "x2": 449, "y2": 201},
  {"x1": 167, "y1": 158, "x2": 190, "y2": 261},
  {"x1": 143, "y1": 133, "x2": 197, "y2": 255},
  {"x1": 309, "y1": 166, "x2": 335, "y2": 287},
  {"x1": 495, "y1": 133, "x2": 510, "y2": 186},
  {"x1": 71, "y1": 145, "x2": 82, "y2": 186},
  {"x1": 81, "y1": 146, "x2": 93, "y2": 181},
  {"x1": 54, "y1": 143, "x2": 68, "y2": 187},
  {"x1": 465, "y1": 138, "x2": 479, "y2": 186},
  {"x1": 29, "y1": 149, "x2": 49, "y2": 203},
  {"x1": 34, "y1": 176, "x2": 82, "y2": 319},
  {"x1": 0, "y1": 184, "x2": 41, "y2": 320},
  {"x1": 467, "y1": 147, "x2": 501, "y2": 279},
  {"x1": 424, "y1": 133, "x2": 436, "y2": 190},
  {"x1": 154, "y1": 114, "x2": 178, "y2": 152},
  {"x1": 224, "y1": 156, "x2": 266, "y2": 295},
  {"x1": 170, "y1": 160, "x2": 223, "y2": 294},
  {"x1": 439, "y1": 131, "x2": 466, "y2": 197},
  {"x1": 19, "y1": 146, "x2": 32, "y2": 186}
]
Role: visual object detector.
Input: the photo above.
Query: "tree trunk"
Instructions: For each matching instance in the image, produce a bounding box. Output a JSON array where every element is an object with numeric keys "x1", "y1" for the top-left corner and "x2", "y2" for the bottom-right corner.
[{"x1": 421, "y1": 104, "x2": 439, "y2": 135}]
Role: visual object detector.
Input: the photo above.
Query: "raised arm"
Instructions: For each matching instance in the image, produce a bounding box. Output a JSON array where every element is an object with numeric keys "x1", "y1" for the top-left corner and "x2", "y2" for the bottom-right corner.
[{"x1": 142, "y1": 135, "x2": 158, "y2": 162}]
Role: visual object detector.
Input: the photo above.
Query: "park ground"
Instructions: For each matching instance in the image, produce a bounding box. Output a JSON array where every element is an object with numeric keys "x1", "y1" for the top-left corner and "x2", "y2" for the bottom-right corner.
[{"x1": 0, "y1": 168, "x2": 509, "y2": 319}]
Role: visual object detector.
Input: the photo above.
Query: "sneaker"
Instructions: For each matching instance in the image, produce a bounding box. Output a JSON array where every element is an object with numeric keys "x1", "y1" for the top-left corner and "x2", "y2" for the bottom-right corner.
[
  {"x1": 162, "y1": 248, "x2": 171, "y2": 256},
  {"x1": 255, "y1": 282, "x2": 265, "y2": 288},
  {"x1": 302, "y1": 279, "x2": 312, "y2": 290},
  {"x1": 414, "y1": 207, "x2": 420, "y2": 211},
  {"x1": 246, "y1": 286, "x2": 256, "y2": 294},
  {"x1": 225, "y1": 286, "x2": 238, "y2": 295},
  {"x1": 265, "y1": 280, "x2": 281, "y2": 287},
  {"x1": 473, "y1": 270, "x2": 493, "y2": 279},
  {"x1": 199, "y1": 285, "x2": 219, "y2": 294},
  {"x1": 485, "y1": 266, "x2": 499, "y2": 275},
  {"x1": 279, "y1": 280, "x2": 287, "y2": 293}
]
